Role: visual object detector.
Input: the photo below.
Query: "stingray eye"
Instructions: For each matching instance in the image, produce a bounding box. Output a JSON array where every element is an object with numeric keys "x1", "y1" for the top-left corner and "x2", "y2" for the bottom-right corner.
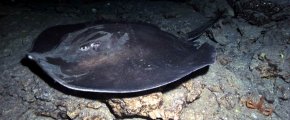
[
  {"x1": 79, "y1": 45, "x2": 90, "y2": 51},
  {"x1": 79, "y1": 42, "x2": 101, "y2": 52},
  {"x1": 90, "y1": 42, "x2": 100, "y2": 48}
]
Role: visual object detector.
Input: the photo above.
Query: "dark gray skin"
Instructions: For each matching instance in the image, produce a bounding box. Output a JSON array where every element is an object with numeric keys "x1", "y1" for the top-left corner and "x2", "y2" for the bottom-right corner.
[{"x1": 27, "y1": 19, "x2": 218, "y2": 93}]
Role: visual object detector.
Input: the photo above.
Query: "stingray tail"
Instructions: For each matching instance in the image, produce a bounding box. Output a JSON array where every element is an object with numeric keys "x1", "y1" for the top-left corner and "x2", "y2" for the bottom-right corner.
[{"x1": 186, "y1": 10, "x2": 225, "y2": 41}]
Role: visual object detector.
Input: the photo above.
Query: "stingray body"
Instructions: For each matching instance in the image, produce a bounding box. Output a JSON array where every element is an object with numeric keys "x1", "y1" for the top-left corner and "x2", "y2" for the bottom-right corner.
[{"x1": 28, "y1": 19, "x2": 217, "y2": 93}]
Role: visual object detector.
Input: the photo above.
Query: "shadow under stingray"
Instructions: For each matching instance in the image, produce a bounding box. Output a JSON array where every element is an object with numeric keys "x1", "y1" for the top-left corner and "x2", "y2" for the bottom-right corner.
[{"x1": 21, "y1": 57, "x2": 210, "y2": 100}]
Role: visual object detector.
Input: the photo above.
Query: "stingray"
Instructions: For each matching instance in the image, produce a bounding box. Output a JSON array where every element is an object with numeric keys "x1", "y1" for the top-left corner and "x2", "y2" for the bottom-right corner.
[{"x1": 27, "y1": 17, "x2": 219, "y2": 93}]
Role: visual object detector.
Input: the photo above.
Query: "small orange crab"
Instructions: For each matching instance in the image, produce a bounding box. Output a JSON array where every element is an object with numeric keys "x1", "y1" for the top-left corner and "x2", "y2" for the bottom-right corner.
[{"x1": 246, "y1": 96, "x2": 273, "y2": 116}]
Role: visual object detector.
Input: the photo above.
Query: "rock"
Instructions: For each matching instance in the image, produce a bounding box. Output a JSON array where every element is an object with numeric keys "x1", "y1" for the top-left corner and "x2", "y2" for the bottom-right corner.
[
  {"x1": 182, "y1": 79, "x2": 204, "y2": 103},
  {"x1": 107, "y1": 78, "x2": 206, "y2": 119},
  {"x1": 188, "y1": 0, "x2": 234, "y2": 17},
  {"x1": 180, "y1": 88, "x2": 219, "y2": 120},
  {"x1": 209, "y1": 22, "x2": 240, "y2": 45},
  {"x1": 276, "y1": 80, "x2": 290, "y2": 100},
  {"x1": 107, "y1": 92, "x2": 162, "y2": 119},
  {"x1": 227, "y1": 0, "x2": 282, "y2": 25},
  {"x1": 65, "y1": 98, "x2": 115, "y2": 120},
  {"x1": 255, "y1": 62, "x2": 280, "y2": 78}
]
